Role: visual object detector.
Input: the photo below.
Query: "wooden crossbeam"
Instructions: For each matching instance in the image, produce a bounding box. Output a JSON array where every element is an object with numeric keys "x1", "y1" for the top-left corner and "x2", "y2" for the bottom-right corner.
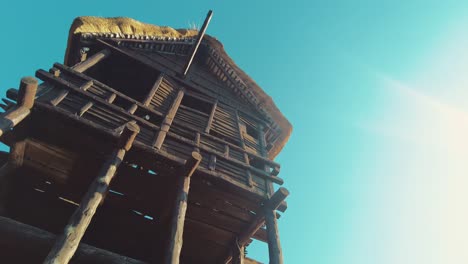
[
  {"x1": 50, "y1": 49, "x2": 111, "y2": 106},
  {"x1": 0, "y1": 77, "x2": 38, "y2": 138},
  {"x1": 0, "y1": 216, "x2": 145, "y2": 264},
  {"x1": 43, "y1": 122, "x2": 139, "y2": 264}
]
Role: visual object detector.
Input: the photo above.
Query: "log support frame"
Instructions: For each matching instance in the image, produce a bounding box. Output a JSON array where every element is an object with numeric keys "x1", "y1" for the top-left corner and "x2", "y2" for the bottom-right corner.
[{"x1": 43, "y1": 121, "x2": 139, "y2": 264}]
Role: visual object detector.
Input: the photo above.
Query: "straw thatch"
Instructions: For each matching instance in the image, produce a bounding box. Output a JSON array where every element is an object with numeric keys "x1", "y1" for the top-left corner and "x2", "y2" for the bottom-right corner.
[
  {"x1": 71, "y1": 16, "x2": 198, "y2": 38},
  {"x1": 66, "y1": 17, "x2": 291, "y2": 158}
]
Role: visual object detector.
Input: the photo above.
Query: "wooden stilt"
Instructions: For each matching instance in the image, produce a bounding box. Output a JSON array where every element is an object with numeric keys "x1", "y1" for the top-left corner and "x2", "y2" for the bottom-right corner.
[
  {"x1": 164, "y1": 151, "x2": 202, "y2": 264},
  {"x1": 232, "y1": 244, "x2": 245, "y2": 264},
  {"x1": 43, "y1": 121, "x2": 139, "y2": 264},
  {"x1": 0, "y1": 77, "x2": 38, "y2": 138},
  {"x1": 258, "y1": 124, "x2": 284, "y2": 264},
  {"x1": 223, "y1": 187, "x2": 289, "y2": 263}
]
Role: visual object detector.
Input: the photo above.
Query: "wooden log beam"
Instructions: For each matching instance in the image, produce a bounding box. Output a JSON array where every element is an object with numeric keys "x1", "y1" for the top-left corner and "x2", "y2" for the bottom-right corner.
[
  {"x1": 0, "y1": 216, "x2": 146, "y2": 264},
  {"x1": 50, "y1": 49, "x2": 111, "y2": 106},
  {"x1": 164, "y1": 151, "x2": 202, "y2": 264},
  {"x1": 0, "y1": 77, "x2": 38, "y2": 138},
  {"x1": 43, "y1": 122, "x2": 139, "y2": 264},
  {"x1": 232, "y1": 245, "x2": 245, "y2": 264},
  {"x1": 205, "y1": 99, "x2": 217, "y2": 133},
  {"x1": 153, "y1": 88, "x2": 184, "y2": 149},
  {"x1": 72, "y1": 49, "x2": 111, "y2": 73},
  {"x1": 182, "y1": 10, "x2": 213, "y2": 77},
  {"x1": 143, "y1": 73, "x2": 164, "y2": 106}
]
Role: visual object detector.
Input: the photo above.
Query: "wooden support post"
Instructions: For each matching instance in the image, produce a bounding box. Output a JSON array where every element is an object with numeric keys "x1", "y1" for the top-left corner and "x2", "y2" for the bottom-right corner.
[
  {"x1": 0, "y1": 77, "x2": 38, "y2": 138},
  {"x1": 50, "y1": 49, "x2": 111, "y2": 106},
  {"x1": 0, "y1": 141, "x2": 26, "y2": 216},
  {"x1": 258, "y1": 124, "x2": 284, "y2": 264},
  {"x1": 43, "y1": 122, "x2": 139, "y2": 264},
  {"x1": 153, "y1": 89, "x2": 184, "y2": 149},
  {"x1": 235, "y1": 111, "x2": 253, "y2": 187},
  {"x1": 205, "y1": 99, "x2": 217, "y2": 133},
  {"x1": 143, "y1": 74, "x2": 164, "y2": 106},
  {"x1": 232, "y1": 244, "x2": 245, "y2": 264},
  {"x1": 182, "y1": 10, "x2": 213, "y2": 77},
  {"x1": 223, "y1": 187, "x2": 289, "y2": 263},
  {"x1": 164, "y1": 151, "x2": 202, "y2": 264}
]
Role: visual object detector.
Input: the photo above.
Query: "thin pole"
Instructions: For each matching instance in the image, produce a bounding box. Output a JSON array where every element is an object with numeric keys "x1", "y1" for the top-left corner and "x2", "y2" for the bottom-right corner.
[{"x1": 182, "y1": 10, "x2": 213, "y2": 77}]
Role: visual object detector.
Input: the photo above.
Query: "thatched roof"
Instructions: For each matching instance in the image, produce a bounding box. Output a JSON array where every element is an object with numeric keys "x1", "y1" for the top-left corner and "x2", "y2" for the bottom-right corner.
[{"x1": 65, "y1": 17, "x2": 291, "y2": 159}]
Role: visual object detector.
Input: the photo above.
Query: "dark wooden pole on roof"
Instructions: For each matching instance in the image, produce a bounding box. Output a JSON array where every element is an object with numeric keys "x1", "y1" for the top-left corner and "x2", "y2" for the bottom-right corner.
[
  {"x1": 164, "y1": 151, "x2": 202, "y2": 264},
  {"x1": 0, "y1": 77, "x2": 38, "y2": 138},
  {"x1": 43, "y1": 121, "x2": 139, "y2": 264},
  {"x1": 182, "y1": 10, "x2": 213, "y2": 77}
]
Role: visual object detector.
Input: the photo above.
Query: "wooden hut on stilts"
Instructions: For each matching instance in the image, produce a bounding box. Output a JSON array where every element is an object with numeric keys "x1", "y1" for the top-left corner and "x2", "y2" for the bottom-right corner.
[{"x1": 0, "y1": 11, "x2": 292, "y2": 264}]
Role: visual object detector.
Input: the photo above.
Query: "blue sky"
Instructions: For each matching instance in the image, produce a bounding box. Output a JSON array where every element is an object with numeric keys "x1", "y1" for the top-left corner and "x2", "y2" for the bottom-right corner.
[{"x1": 2, "y1": 1, "x2": 468, "y2": 263}]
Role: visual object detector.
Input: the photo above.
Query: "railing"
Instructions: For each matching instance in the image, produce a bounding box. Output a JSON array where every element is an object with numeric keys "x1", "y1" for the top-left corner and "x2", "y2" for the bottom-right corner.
[{"x1": 33, "y1": 64, "x2": 283, "y2": 196}]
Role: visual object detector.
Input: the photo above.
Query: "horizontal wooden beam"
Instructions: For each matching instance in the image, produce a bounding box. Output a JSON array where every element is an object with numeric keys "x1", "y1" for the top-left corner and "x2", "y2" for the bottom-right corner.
[{"x1": 0, "y1": 216, "x2": 145, "y2": 264}]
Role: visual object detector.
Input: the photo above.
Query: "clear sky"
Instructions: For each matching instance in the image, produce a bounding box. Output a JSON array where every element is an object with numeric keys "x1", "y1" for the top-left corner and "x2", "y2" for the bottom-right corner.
[{"x1": 2, "y1": 1, "x2": 468, "y2": 263}]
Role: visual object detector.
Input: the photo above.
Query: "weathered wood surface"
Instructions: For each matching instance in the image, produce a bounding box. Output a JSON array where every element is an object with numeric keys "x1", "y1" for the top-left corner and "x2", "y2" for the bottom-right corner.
[
  {"x1": 164, "y1": 151, "x2": 202, "y2": 264},
  {"x1": 153, "y1": 89, "x2": 184, "y2": 149},
  {"x1": 43, "y1": 122, "x2": 139, "y2": 264},
  {"x1": 0, "y1": 77, "x2": 37, "y2": 137},
  {"x1": 0, "y1": 216, "x2": 146, "y2": 264},
  {"x1": 51, "y1": 50, "x2": 111, "y2": 106}
]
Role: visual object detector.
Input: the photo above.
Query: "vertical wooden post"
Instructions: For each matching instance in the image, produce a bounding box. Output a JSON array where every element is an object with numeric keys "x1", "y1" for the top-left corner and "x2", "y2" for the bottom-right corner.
[
  {"x1": 0, "y1": 77, "x2": 38, "y2": 137},
  {"x1": 205, "y1": 99, "x2": 217, "y2": 133},
  {"x1": 164, "y1": 151, "x2": 202, "y2": 264},
  {"x1": 232, "y1": 244, "x2": 245, "y2": 264},
  {"x1": 258, "y1": 124, "x2": 284, "y2": 264},
  {"x1": 0, "y1": 141, "x2": 26, "y2": 216},
  {"x1": 153, "y1": 89, "x2": 184, "y2": 149},
  {"x1": 43, "y1": 122, "x2": 139, "y2": 264},
  {"x1": 143, "y1": 74, "x2": 165, "y2": 106},
  {"x1": 235, "y1": 111, "x2": 253, "y2": 187}
]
